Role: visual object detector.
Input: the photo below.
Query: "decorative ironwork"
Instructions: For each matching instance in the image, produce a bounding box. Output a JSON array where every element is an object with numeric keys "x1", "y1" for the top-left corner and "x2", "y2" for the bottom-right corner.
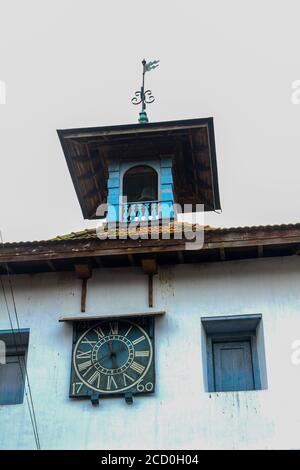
[
  {"x1": 131, "y1": 89, "x2": 155, "y2": 107},
  {"x1": 131, "y1": 59, "x2": 160, "y2": 123}
]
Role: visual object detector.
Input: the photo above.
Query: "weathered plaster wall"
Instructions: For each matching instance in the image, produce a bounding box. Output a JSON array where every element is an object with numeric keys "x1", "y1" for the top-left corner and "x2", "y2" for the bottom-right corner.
[{"x1": 0, "y1": 255, "x2": 300, "y2": 450}]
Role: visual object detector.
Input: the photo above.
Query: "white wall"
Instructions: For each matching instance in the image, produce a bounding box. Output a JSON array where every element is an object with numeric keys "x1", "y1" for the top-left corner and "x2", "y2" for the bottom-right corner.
[{"x1": 0, "y1": 255, "x2": 300, "y2": 450}]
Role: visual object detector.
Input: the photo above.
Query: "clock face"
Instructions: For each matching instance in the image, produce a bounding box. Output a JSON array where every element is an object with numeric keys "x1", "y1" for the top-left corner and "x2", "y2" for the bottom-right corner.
[{"x1": 70, "y1": 317, "x2": 155, "y2": 398}]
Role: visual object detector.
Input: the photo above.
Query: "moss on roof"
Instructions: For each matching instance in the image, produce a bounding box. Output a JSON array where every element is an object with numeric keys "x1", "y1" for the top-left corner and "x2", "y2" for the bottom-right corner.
[
  {"x1": 51, "y1": 222, "x2": 300, "y2": 243},
  {"x1": 51, "y1": 223, "x2": 217, "y2": 242}
]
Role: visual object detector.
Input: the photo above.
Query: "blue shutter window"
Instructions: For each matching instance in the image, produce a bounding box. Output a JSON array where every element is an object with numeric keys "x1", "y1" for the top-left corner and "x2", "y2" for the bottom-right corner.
[
  {"x1": 0, "y1": 355, "x2": 26, "y2": 405},
  {"x1": 0, "y1": 329, "x2": 29, "y2": 405},
  {"x1": 201, "y1": 315, "x2": 267, "y2": 393},
  {"x1": 213, "y1": 340, "x2": 254, "y2": 392}
]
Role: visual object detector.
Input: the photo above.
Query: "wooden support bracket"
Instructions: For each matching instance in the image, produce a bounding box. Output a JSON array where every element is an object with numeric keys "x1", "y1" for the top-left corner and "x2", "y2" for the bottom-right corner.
[
  {"x1": 74, "y1": 264, "x2": 92, "y2": 313},
  {"x1": 141, "y1": 259, "x2": 158, "y2": 308},
  {"x1": 91, "y1": 394, "x2": 100, "y2": 406},
  {"x1": 125, "y1": 392, "x2": 133, "y2": 405}
]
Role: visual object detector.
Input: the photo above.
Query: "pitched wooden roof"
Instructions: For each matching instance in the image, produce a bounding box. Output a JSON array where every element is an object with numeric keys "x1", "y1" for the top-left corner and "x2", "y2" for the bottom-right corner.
[{"x1": 57, "y1": 118, "x2": 221, "y2": 219}]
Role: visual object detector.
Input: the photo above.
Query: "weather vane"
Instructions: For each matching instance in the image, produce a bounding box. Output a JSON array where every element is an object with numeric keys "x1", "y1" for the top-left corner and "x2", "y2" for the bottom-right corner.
[{"x1": 131, "y1": 59, "x2": 160, "y2": 124}]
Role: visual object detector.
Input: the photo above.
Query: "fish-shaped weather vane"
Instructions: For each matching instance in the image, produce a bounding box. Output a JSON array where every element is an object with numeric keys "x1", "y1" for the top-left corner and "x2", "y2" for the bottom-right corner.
[{"x1": 131, "y1": 59, "x2": 160, "y2": 123}]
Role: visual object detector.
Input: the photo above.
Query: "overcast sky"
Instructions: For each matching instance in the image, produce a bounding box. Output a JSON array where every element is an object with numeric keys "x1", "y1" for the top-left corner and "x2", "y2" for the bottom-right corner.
[{"x1": 0, "y1": 0, "x2": 299, "y2": 242}]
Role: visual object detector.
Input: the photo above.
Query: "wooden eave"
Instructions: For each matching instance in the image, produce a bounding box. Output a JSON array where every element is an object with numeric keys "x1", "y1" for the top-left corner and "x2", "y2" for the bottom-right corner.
[
  {"x1": 59, "y1": 310, "x2": 166, "y2": 322},
  {"x1": 1, "y1": 224, "x2": 300, "y2": 275}
]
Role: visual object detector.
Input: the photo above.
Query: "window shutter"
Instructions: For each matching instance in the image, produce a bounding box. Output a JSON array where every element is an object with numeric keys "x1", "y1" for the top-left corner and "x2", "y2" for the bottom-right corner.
[
  {"x1": 0, "y1": 355, "x2": 25, "y2": 405},
  {"x1": 213, "y1": 341, "x2": 254, "y2": 392}
]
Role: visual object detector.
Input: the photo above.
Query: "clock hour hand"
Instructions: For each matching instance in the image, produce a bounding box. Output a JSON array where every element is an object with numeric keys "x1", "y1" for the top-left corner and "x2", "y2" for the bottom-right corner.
[
  {"x1": 107, "y1": 340, "x2": 118, "y2": 369},
  {"x1": 98, "y1": 341, "x2": 128, "y2": 368}
]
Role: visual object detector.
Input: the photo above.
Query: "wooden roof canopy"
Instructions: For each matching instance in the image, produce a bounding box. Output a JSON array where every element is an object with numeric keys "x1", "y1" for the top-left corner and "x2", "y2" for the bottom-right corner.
[{"x1": 57, "y1": 118, "x2": 221, "y2": 219}]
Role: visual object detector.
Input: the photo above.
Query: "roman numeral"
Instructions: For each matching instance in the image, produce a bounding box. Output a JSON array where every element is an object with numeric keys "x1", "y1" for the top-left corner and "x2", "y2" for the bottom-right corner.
[
  {"x1": 107, "y1": 375, "x2": 118, "y2": 390},
  {"x1": 78, "y1": 360, "x2": 92, "y2": 372},
  {"x1": 123, "y1": 372, "x2": 135, "y2": 386},
  {"x1": 124, "y1": 325, "x2": 133, "y2": 337},
  {"x1": 132, "y1": 335, "x2": 145, "y2": 345},
  {"x1": 135, "y1": 350, "x2": 150, "y2": 357},
  {"x1": 88, "y1": 371, "x2": 101, "y2": 388},
  {"x1": 82, "y1": 337, "x2": 97, "y2": 347},
  {"x1": 109, "y1": 322, "x2": 118, "y2": 335},
  {"x1": 82, "y1": 366, "x2": 93, "y2": 378},
  {"x1": 76, "y1": 350, "x2": 92, "y2": 359},
  {"x1": 93, "y1": 327, "x2": 105, "y2": 339},
  {"x1": 130, "y1": 361, "x2": 145, "y2": 375}
]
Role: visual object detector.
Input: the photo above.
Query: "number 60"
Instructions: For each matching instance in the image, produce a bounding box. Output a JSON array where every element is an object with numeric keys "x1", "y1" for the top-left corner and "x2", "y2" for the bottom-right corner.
[{"x1": 137, "y1": 381, "x2": 153, "y2": 392}]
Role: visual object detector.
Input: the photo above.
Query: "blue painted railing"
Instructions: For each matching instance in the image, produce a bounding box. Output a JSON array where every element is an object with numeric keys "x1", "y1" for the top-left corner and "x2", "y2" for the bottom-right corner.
[
  {"x1": 122, "y1": 201, "x2": 160, "y2": 222},
  {"x1": 121, "y1": 200, "x2": 175, "y2": 222}
]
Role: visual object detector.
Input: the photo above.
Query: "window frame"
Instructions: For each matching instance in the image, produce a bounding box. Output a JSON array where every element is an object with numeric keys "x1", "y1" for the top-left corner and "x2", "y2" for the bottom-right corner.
[
  {"x1": 0, "y1": 329, "x2": 29, "y2": 405},
  {"x1": 119, "y1": 160, "x2": 161, "y2": 204},
  {"x1": 201, "y1": 315, "x2": 264, "y2": 393},
  {"x1": 123, "y1": 164, "x2": 159, "y2": 203}
]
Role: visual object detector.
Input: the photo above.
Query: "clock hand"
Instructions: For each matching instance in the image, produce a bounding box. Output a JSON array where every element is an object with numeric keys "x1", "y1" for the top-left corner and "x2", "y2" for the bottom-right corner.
[
  {"x1": 105, "y1": 340, "x2": 118, "y2": 369},
  {"x1": 112, "y1": 344, "x2": 128, "y2": 356},
  {"x1": 98, "y1": 341, "x2": 128, "y2": 366},
  {"x1": 97, "y1": 341, "x2": 116, "y2": 362},
  {"x1": 112, "y1": 357, "x2": 117, "y2": 369}
]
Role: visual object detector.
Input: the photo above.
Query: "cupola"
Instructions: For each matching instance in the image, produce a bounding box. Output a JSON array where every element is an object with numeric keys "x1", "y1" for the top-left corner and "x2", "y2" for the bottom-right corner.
[{"x1": 58, "y1": 117, "x2": 221, "y2": 223}]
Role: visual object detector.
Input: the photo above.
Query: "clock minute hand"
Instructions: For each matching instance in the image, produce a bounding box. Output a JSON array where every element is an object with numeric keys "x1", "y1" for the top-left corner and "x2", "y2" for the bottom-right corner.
[
  {"x1": 98, "y1": 341, "x2": 117, "y2": 362},
  {"x1": 107, "y1": 340, "x2": 118, "y2": 369}
]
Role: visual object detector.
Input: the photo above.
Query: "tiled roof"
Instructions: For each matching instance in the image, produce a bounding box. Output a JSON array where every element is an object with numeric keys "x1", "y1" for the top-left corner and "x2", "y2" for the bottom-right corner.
[
  {"x1": 52, "y1": 223, "x2": 215, "y2": 242},
  {"x1": 1, "y1": 222, "x2": 300, "y2": 274},
  {"x1": 53, "y1": 228, "x2": 99, "y2": 241},
  {"x1": 51, "y1": 222, "x2": 300, "y2": 241},
  {"x1": 2, "y1": 222, "x2": 300, "y2": 247}
]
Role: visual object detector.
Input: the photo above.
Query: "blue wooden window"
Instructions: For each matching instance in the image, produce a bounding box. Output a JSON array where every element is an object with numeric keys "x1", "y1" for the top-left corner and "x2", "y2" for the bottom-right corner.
[
  {"x1": 213, "y1": 340, "x2": 254, "y2": 392},
  {"x1": 201, "y1": 315, "x2": 265, "y2": 393},
  {"x1": 0, "y1": 355, "x2": 26, "y2": 405},
  {"x1": 0, "y1": 329, "x2": 29, "y2": 405}
]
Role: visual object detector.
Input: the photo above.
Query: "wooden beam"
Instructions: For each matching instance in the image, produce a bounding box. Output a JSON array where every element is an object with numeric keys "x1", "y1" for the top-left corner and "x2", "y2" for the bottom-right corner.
[
  {"x1": 141, "y1": 259, "x2": 157, "y2": 308},
  {"x1": 1, "y1": 227, "x2": 300, "y2": 265},
  {"x1": 84, "y1": 187, "x2": 98, "y2": 199},
  {"x1": 85, "y1": 143, "x2": 101, "y2": 195},
  {"x1": 74, "y1": 264, "x2": 92, "y2": 279},
  {"x1": 59, "y1": 310, "x2": 166, "y2": 322},
  {"x1": 63, "y1": 123, "x2": 208, "y2": 140},
  {"x1": 141, "y1": 258, "x2": 157, "y2": 275},
  {"x1": 148, "y1": 274, "x2": 153, "y2": 308},
  {"x1": 0, "y1": 238, "x2": 186, "y2": 263},
  {"x1": 79, "y1": 278, "x2": 86, "y2": 313},
  {"x1": 74, "y1": 264, "x2": 92, "y2": 313}
]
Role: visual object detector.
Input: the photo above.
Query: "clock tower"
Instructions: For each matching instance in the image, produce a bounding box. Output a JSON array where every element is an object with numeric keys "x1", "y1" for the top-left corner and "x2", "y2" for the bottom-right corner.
[{"x1": 57, "y1": 61, "x2": 221, "y2": 404}]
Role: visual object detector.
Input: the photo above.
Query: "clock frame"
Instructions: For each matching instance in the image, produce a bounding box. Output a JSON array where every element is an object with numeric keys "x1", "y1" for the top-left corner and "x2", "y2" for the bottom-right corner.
[{"x1": 69, "y1": 316, "x2": 155, "y2": 402}]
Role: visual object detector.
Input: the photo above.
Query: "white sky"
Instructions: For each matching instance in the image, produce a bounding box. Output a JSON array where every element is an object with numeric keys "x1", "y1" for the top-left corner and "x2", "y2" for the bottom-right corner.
[{"x1": 0, "y1": 0, "x2": 300, "y2": 242}]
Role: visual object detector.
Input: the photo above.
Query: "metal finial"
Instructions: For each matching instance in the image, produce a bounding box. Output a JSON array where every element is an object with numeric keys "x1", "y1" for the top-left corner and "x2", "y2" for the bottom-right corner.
[{"x1": 131, "y1": 58, "x2": 160, "y2": 123}]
